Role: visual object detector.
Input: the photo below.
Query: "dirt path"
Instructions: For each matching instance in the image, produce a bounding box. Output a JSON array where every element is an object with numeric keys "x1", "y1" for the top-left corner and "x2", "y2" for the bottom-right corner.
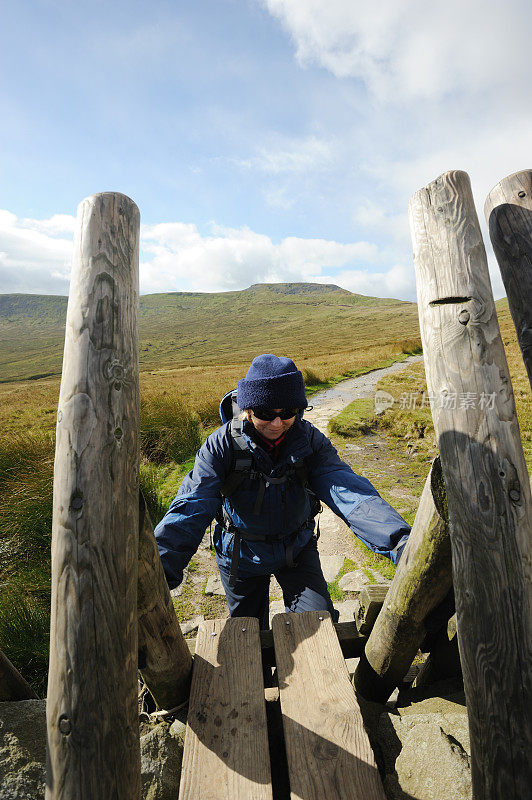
[{"x1": 303, "y1": 356, "x2": 423, "y2": 565}]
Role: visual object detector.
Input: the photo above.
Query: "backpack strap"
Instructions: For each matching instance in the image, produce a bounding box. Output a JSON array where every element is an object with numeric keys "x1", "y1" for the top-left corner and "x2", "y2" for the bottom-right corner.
[{"x1": 221, "y1": 418, "x2": 254, "y2": 496}]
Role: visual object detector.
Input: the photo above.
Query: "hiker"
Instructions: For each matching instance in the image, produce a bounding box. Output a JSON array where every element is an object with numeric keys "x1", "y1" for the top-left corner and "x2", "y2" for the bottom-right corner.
[{"x1": 155, "y1": 354, "x2": 410, "y2": 629}]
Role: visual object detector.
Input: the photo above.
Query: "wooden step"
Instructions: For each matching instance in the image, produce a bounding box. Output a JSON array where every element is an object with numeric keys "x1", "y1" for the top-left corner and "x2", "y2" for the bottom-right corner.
[
  {"x1": 179, "y1": 617, "x2": 273, "y2": 800},
  {"x1": 272, "y1": 611, "x2": 386, "y2": 800}
]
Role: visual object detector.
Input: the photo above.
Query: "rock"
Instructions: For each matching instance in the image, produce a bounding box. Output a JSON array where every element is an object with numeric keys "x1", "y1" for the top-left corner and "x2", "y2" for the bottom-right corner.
[
  {"x1": 269, "y1": 600, "x2": 285, "y2": 624},
  {"x1": 320, "y1": 554, "x2": 344, "y2": 583},
  {"x1": 179, "y1": 615, "x2": 204, "y2": 635},
  {"x1": 338, "y1": 569, "x2": 370, "y2": 592},
  {"x1": 333, "y1": 598, "x2": 358, "y2": 622},
  {"x1": 0, "y1": 700, "x2": 46, "y2": 799},
  {"x1": 140, "y1": 721, "x2": 184, "y2": 800},
  {"x1": 204, "y1": 574, "x2": 225, "y2": 596},
  {"x1": 376, "y1": 709, "x2": 471, "y2": 800},
  {"x1": 371, "y1": 570, "x2": 391, "y2": 584},
  {"x1": 0, "y1": 700, "x2": 185, "y2": 800},
  {"x1": 170, "y1": 568, "x2": 188, "y2": 598}
]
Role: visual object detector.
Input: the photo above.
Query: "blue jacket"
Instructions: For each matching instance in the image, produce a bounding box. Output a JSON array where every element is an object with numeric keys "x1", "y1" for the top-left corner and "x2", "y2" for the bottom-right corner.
[{"x1": 155, "y1": 416, "x2": 410, "y2": 589}]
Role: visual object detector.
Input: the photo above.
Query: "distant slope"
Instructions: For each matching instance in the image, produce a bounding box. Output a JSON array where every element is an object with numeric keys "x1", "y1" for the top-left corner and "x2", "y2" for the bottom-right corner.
[{"x1": 0, "y1": 283, "x2": 419, "y2": 382}]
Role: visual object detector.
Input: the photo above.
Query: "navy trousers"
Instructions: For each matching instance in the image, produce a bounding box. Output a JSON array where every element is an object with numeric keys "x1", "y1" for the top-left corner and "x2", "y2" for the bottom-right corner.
[{"x1": 216, "y1": 537, "x2": 339, "y2": 629}]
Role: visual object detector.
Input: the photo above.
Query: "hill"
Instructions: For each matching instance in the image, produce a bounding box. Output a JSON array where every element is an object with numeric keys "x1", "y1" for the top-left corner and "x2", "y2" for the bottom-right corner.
[{"x1": 0, "y1": 283, "x2": 419, "y2": 382}]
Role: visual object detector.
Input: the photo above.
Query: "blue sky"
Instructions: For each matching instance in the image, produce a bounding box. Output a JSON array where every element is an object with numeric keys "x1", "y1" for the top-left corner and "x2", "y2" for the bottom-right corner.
[{"x1": 1, "y1": 0, "x2": 531, "y2": 299}]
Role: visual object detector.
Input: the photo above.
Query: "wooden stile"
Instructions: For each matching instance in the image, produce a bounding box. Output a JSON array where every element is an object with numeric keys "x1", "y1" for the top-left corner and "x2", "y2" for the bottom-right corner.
[
  {"x1": 137, "y1": 491, "x2": 193, "y2": 709},
  {"x1": 179, "y1": 617, "x2": 272, "y2": 800},
  {"x1": 0, "y1": 648, "x2": 39, "y2": 701},
  {"x1": 485, "y1": 169, "x2": 532, "y2": 388},
  {"x1": 46, "y1": 193, "x2": 141, "y2": 799},
  {"x1": 272, "y1": 611, "x2": 385, "y2": 800},
  {"x1": 354, "y1": 457, "x2": 452, "y2": 702},
  {"x1": 409, "y1": 169, "x2": 532, "y2": 800}
]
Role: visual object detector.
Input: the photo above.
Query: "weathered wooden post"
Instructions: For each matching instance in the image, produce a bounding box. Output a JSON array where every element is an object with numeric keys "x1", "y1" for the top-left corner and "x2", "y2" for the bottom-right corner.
[
  {"x1": 46, "y1": 193, "x2": 141, "y2": 799},
  {"x1": 485, "y1": 169, "x2": 532, "y2": 388},
  {"x1": 138, "y1": 491, "x2": 193, "y2": 708},
  {"x1": 0, "y1": 648, "x2": 39, "y2": 700},
  {"x1": 409, "y1": 169, "x2": 532, "y2": 800},
  {"x1": 354, "y1": 457, "x2": 452, "y2": 702}
]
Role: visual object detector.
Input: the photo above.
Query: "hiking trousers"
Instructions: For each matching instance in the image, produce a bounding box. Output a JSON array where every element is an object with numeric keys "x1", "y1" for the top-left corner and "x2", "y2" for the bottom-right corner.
[{"x1": 216, "y1": 536, "x2": 339, "y2": 630}]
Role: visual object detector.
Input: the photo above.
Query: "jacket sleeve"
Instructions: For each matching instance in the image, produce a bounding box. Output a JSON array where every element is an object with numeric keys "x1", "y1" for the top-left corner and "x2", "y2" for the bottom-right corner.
[
  {"x1": 154, "y1": 430, "x2": 229, "y2": 589},
  {"x1": 307, "y1": 425, "x2": 410, "y2": 564}
]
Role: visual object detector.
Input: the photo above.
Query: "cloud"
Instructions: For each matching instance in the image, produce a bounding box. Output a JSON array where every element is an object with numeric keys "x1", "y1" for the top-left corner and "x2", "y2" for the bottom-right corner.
[
  {"x1": 0, "y1": 210, "x2": 74, "y2": 294},
  {"x1": 234, "y1": 135, "x2": 335, "y2": 174},
  {"x1": 262, "y1": 0, "x2": 531, "y2": 103},
  {"x1": 0, "y1": 207, "x2": 505, "y2": 303}
]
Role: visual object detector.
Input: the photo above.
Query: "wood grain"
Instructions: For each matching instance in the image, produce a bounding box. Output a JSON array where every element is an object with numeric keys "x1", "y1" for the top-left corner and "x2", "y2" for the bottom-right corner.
[
  {"x1": 485, "y1": 169, "x2": 532, "y2": 388},
  {"x1": 354, "y1": 457, "x2": 453, "y2": 702},
  {"x1": 179, "y1": 617, "x2": 272, "y2": 800},
  {"x1": 272, "y1": 611, "x2": 385, "y2": 800},
  {"x1": 46, "y1": 193, "x2": 141, "y2": 799},
  {"x1": 137, "y1": 490, "x2": 193, "y2": 709},
  {"x1": 0, "y1": 647, "x2": 39, "y2": 700},
  {"x1": 409, "y1": 170, "x2": 532, "y2": 800}
]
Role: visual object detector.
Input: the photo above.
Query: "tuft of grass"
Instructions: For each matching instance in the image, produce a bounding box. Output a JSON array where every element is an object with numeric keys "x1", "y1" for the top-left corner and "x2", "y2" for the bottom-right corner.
[
  {"x1": 327, "y1": 582, "x2": 345, "y2": 602},
  {"x1": 328, "y1": 398, "x2": 376, "y2": 437},
  {"x1": 140, "y1": 393, "x2": 202, "y2": 464}
]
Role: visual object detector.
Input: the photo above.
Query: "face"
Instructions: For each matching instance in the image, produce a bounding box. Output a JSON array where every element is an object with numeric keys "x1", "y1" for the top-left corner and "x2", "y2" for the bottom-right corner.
[{"x1": 248, "y1": 409, "x2": 296, "y2": 441}]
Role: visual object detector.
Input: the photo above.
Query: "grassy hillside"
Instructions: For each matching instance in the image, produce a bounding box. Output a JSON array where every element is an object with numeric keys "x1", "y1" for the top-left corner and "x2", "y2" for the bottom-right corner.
[{"x1": 0, "y1": 283, "x2": 419, "y2": 382}]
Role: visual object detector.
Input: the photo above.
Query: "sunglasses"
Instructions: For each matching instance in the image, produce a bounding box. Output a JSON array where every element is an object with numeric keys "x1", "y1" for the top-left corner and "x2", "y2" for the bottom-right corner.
[{"x1": 251, "y1": 407, "x2": 299, "y2": 421}]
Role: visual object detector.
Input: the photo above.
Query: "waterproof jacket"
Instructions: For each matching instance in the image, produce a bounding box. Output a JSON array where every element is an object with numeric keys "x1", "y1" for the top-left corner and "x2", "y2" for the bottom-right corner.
[{"x1": 155, "y1": 416, "x2": 410, "y2": 589}]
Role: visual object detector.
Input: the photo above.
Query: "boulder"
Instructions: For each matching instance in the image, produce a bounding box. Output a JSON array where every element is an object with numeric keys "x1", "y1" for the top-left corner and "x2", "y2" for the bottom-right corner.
[
  {"x1": 140, "y1": 721, "x2": 184, "y2": 800},
  {"x1": 179, "y1": 615, "x2": 204, "y2": 635}
]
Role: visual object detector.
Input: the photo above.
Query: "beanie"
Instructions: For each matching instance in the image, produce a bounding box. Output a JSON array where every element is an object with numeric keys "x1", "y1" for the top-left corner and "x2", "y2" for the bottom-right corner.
[{"x1": 236, "y1": 354, "x2": 308, "y2": 411}]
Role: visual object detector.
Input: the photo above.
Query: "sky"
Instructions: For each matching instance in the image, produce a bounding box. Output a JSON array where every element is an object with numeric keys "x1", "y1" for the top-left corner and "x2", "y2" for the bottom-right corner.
[{"x1": 1, "y1": 0, "x2": 531, "y2": 301}]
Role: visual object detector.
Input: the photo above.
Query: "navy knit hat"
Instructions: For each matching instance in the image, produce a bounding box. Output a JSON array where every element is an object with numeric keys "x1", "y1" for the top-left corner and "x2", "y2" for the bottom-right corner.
[{"x1": 237, "y1": 354, "x2": 308, "y2": 411}]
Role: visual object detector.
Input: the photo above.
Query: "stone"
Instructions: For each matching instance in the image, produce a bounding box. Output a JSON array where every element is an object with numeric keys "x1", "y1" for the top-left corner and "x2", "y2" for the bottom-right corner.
[
  {"x1": 0, "y1": 700, "x2": 46, "y2": 799},
  {"x1": 371, "y1": 570, "x2": 391, "y2": 584},
  {"x1": 179, "y1": 615, "x2": 204, "y2": 635},
  {"x1": 338, "y1": 569, "x2": 370, "y2": 592},
  {"x1": 333, "y1": 598, "x2": 358, "y2": 622},
  {"x1": 319, "y1": 554, "x2": 344, "y2": 583},
  {"x1": 269, "y1": 600, "x2": 285, "y2": 624},
  {"x1": 140, "y1": 721, "x2": 184, "y2": 800},
  {"x1": 0, "y1": 700, "x2": 185, "y2": 800},
  {"x1": 376, "y1": 709, "x2": 471, "y2": 800},
  {"x1": 204, "y1": 574, "x2": 225, "y2": 596}
]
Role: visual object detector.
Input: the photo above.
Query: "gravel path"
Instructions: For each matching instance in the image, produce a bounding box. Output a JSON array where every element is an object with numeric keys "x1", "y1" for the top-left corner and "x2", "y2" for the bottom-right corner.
[{"x1": 303, "y1": 355, "x2": 423, "y2": 567}]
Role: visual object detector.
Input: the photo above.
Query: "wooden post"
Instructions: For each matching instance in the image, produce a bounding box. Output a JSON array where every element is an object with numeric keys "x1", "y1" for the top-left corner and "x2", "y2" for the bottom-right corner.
[
  {"x1": 354, "y1": 457, "x2": 452, "y2": 702},
  {"x1": 409, "y1": 170, "x2": 532, "y2": 800},
  {"x1": 138, "y1": 491, "x2": 193, "y2": 709},
  {"x1": 46, "y1": 193, "x2": 141, "y2": 800},
  {"x1": 0, "y1": 648, "x2": 39, "y2": 700},
  {"x1": 485, "y1": 169, "x2": 532, "y2": 388}
]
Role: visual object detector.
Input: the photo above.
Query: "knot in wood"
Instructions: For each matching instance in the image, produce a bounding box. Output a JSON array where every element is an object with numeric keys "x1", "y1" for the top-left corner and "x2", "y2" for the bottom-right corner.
[
  {"x1": 458, "y1": 309, "x2": 470, "y2": 325},
  {"x1": 509, "y1": 489, "x2": 521, "y2": 502},
  {"x1": 59, "y1": 716, "x2": 72, "y2": 735},
  {"x1": 518, "y1": 190, "x2": 526, "y2": 198}
]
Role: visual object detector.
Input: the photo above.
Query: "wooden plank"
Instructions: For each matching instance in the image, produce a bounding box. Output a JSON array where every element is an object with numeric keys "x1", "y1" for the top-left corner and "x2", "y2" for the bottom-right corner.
[
  {"x1": 260, "y1": 620, "x2": 366, "y2": 666},
  {"x1": 46, "y1": 192, "x2": 141, "y2": 799},
  {"x1": 354, "y1": 457, "x2": 453, "y2": 702},
  {"x1": 354, "y1": 585, "x2": 389, "y2": 635},
  {"x1": 272, "y1": 611, "x2": 385, "y2": 800},
  {"x1": 138, "y1": 491, "x2": 193, "y2": 709},
  {"x1": 485, "y1": 169, "x2": 532, "y2": 388},
  {"x1": 409, "y1": 169, "x2": 532, "y2": 800},
  {"x1": 0, "y1": 648, "x2": 38, "y2": 701},
  {"x1": 179, "y1": 617, "x2": 272, "y2": 800}
]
